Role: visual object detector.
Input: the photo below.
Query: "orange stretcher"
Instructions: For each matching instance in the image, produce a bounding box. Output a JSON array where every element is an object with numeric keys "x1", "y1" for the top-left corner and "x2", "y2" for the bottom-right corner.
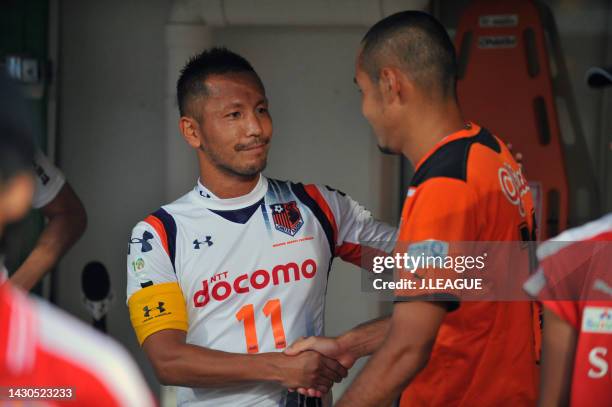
[{"x1": 455, "y1": 0, "x2": 569, "y2": 240}]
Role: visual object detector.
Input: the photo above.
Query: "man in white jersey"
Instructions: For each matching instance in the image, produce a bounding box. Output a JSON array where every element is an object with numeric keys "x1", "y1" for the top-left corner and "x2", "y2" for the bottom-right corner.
[
  {"x1": 126, "y1": 48, "x2": 396, "y2": 406},
  {"x1": 6, "y1": 150, "x2": 87, "y2": 291},
  {"x1": 0, "y1": 75, "x2": 86, "y2": 292},
  {"x1": 0, "y1": 82, "x2": 87, "y2": 292}
]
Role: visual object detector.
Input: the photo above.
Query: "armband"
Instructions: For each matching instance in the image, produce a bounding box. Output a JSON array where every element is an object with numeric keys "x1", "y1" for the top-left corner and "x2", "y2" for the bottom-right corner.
[{"x1": 128, "y1": 282, "x2": 188, "y2": 344}]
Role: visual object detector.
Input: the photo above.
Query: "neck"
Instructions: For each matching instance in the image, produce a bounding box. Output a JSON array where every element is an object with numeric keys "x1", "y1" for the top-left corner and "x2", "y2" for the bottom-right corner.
[
  {"x1": 400, "y1": 98, "x2": 466, "y2": 167},
  {"x1": 198, "y1": 155, "x2": 260, "y2": 199}
]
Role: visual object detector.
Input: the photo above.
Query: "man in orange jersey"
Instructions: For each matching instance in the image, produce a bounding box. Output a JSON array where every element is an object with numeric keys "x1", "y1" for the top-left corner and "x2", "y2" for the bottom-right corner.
[{"x1": 286, "y1": 11, "x2": 539, "y2": 406}]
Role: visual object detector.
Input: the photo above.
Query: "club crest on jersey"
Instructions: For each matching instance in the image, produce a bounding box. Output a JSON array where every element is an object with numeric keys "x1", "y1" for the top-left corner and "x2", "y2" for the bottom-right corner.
[{"x1": 270, "y1": 201, "x2": 303, "y2": 236}]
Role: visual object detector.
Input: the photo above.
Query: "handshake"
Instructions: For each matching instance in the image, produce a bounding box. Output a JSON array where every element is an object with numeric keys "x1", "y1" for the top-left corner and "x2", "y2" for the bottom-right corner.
[{"x1": 276, "y1": 336, "x2": 357, "y2": 398}]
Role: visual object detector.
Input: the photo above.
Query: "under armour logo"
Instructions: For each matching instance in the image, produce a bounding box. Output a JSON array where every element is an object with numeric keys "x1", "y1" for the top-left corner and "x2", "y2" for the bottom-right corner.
[
  {"x1": 129, "y1": 231, "x2": 154, "y2": 253},
  {"x1": 193, "y1": 236, "x2": 213, "y2": 249},
  {"x1": 200, "y1": 190, "x2": 211, "y2": 198},
  {"x1": 33, "y1": 162, "x2": 50, "y2": 185},
  {"x1": 143, "y1": 301, "x2": 166, "y2": 318}
]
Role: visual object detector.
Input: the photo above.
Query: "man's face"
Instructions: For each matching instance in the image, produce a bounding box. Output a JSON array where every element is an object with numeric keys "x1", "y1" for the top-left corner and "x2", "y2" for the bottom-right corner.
[
  {"x1": 194, "y1": 72, "x2": 272, "y2": 178},
  {"x1": 354, "y1": 57, "x2": 398, "y2": 155}
]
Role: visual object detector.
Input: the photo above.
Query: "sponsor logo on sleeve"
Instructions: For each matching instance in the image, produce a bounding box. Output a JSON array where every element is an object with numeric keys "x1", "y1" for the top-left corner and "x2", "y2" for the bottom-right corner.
[
  {"x1": 407, "y1": 240, "x2": 449, "y2": 259},
  {"x1": 129, "y1": 230, "x2": 154, "y2": 254},
  {"x1": 582, "y1": 307, "x2": 612, "y2": 334},
  {"x1": 33, "y1": 161, "x2": 50, "y2": 185}
]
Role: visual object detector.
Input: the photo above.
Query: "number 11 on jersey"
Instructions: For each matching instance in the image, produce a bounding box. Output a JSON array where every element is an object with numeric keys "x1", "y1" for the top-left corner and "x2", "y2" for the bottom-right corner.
[{"x1": 235, "y1": 298, "x2": 287, "y2": 354}]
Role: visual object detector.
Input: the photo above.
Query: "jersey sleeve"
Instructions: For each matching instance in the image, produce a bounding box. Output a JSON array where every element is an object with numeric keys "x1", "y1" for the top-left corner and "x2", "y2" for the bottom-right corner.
[
  {"x1": 524, "y1": 268, "x2": 580, "y2": 330},
  {"x1": 31, "y1": 150, "x2": 66, "y2": 209},
  {"x1": 394, "y1": 178, "x2": 481, "y2": 307},
  {"x1": 523, "y1": 240, "x2": 591, "y2": 329},
  {"x1": 398, "y1": 178, "x2": 481, "y2": 242},
  {"x1": 127, "y1": 219, "x2": 188, "y2": 344},
  {"x1": 303, "y1": 184, "x2": 397, "y2": 267}
]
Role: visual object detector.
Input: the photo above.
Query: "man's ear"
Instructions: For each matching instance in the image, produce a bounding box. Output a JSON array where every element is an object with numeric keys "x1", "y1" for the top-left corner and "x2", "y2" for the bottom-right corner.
[
  {"x1": 0, "y1": 173, "x2": 34, "y2": 225},
  {"x1": 379, "y1": 67, "x2": 401, "y2": 105},
  {"x1": 380, "y1": 67, "x2": 414, "y2": 106},
  {"x1": 179, "y1": 116, "x2": 202, "y2": 149}
]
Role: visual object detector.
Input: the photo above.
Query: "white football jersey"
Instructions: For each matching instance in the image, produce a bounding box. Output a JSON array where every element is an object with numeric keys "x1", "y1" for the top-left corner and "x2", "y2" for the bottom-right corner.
[
  {"x1": 127, "y1": 176, "x2": 396, "y2": 406},
  {"x1": 32, "y1": 150, "x2": 65, "y2": 209}
]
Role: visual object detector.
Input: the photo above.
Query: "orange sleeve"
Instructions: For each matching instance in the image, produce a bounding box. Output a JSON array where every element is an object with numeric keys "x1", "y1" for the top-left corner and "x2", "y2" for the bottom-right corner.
[
  {"x1": 398, "y1": 178, "x2": 480, "y2": 243},
  {"x1": 394, "y1": 178, "x2": 481, "y2": 305}
]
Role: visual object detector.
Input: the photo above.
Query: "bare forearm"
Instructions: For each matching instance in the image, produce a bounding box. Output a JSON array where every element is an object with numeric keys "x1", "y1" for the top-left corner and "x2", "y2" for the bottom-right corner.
[
  {"x1": 538, "y1": 309, "x2": 576, "y2": 407},
  {"x1": 338, "y1": 316, "x2": 390, "y2": 360},
  {"x1": 337, "y1": 339, "x2": 429, "y2": 407},
  {"x1": 154, "y1": 344, "x2": 283, "y2": 387},
  {"x1": 337, "y1": 302, "x2": 445, "y2": 406},
  {"x1": 10, "y1": 213, "x2": 85, "y2": 290}
]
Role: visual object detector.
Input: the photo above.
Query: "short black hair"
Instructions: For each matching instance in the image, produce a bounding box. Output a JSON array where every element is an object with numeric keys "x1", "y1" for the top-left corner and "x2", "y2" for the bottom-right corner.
[
  {"x1": 0, "y1": 75, "x2": 34, "y2": 185},
  {"x1": 177, "y1": 47, "x2": 260, "y2": 117},
  {"x1": 361, "y1": 11, "x2": 457, "y2": 99}
]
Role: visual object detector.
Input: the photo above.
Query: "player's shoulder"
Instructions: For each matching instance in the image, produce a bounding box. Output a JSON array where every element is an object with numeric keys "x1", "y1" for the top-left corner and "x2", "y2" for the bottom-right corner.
[
  {"x1": 411, "y1": 126, "x2": 501, "y2": 189},
  {"x1": 538, "y1": 213, "x2": 612, "y2": 261},
  {"x1": 130, "y1": 191, "x2": 195, "y2": 231},
  {"x1": 267, "y1": 178, "x2": 344, "y2": 194},
  {"x1": 273, "y1": 178, "x2": 348, "y2": 200}
]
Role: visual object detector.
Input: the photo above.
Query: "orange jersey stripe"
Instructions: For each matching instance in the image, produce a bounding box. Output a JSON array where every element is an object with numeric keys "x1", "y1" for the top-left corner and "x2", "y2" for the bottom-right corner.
[
  {"x1": 144, "y1": 215, "x2": 169, "y2": 257},
  {"x1": 304, "y1": 185, "x2": 338, "y2": 247}
]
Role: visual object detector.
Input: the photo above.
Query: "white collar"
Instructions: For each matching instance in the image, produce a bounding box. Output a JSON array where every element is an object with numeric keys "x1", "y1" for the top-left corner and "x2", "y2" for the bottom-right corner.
[{"x1": 193, "y1": 175, "x2": 268, "y2": 210}]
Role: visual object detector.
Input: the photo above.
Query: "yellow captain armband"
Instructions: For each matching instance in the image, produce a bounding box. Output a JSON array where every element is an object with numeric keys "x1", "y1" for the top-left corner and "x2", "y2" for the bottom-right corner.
[{"x1": 128, "y1": 282, "x2": 188, "y2": 345}]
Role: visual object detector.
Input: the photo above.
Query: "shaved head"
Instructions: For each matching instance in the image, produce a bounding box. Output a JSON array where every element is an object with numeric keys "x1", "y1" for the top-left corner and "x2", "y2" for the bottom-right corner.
[{"x1": 360, "y1": 11, "x2": 457, "y2": 100}]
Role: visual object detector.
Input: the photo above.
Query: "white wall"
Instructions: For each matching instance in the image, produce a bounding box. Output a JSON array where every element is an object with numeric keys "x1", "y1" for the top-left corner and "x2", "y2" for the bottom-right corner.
[
  {"x1": 554, "y1": 0, "x2": 612, "y2": 214},
  {"x1": 58, "y1": 0, "x2": 171, "y2": 391}
]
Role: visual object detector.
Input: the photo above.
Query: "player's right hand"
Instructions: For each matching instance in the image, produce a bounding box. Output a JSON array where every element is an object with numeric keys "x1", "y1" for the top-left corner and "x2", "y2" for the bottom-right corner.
[
  {"x1": 274, "y1": 350, "x2": 348, "y2": 395},
  {"x1": 285, "y1": 336, "x2": 356, "y2": 369}
]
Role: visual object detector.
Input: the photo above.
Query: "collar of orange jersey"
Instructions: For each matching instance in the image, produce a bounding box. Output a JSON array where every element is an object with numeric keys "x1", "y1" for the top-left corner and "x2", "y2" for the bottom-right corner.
[{"x1": 413, "y1": 121, "x2": 481, "y2": 172}]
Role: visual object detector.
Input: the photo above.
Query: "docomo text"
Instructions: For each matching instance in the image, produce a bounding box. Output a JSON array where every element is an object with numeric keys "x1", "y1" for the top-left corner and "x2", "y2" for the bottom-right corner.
[{"x1": 193, "y1": 259, "x2": 317, "y2": 307}]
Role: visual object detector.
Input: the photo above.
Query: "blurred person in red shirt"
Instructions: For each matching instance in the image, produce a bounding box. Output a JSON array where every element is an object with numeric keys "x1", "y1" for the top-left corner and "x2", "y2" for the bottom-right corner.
[{"x1": 0, "y1": 75, "x2": 155, "y2": 407}]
